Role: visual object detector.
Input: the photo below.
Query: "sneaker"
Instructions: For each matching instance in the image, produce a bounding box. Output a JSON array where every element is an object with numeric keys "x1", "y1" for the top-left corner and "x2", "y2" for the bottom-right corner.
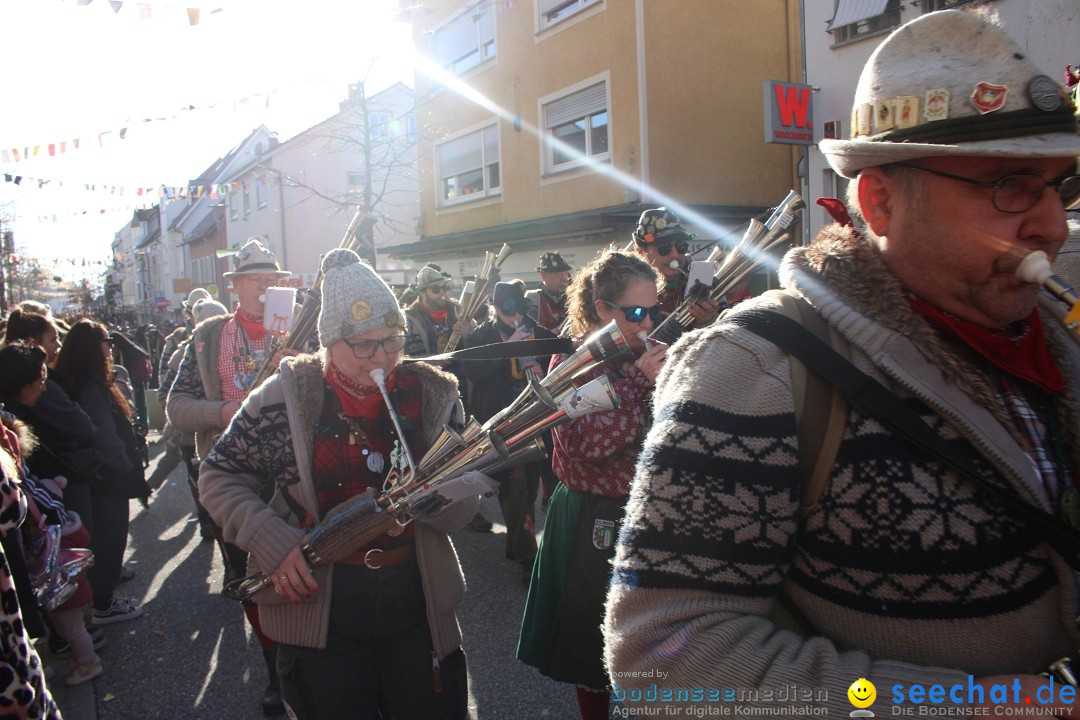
[
  {"x1": 118, "y1": 564, "x2": 136, "y2": 583},
  {"x1": 49, "y1": 627, "x2": 107, "y2": 655},
  {"x1": 65, "y1": 659, "x2": 103, "y2": 686},
  {"x1": 91, "y1": 596, "x2": 144, "y2": 626},
  {"x1": 468, "y1": 512, "x2": 492, "y2": 533}
]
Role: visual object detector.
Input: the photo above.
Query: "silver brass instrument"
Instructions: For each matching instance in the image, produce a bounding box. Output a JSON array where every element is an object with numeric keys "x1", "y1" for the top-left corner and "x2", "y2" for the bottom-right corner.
[
  {"x1": 650, "y1": 190, "x2": 805, "y2": 345},
  {"x1": 444, "y1": 243, "x2": 513, "y2": 353},
  {"x1": 1016, "y1": 250, "x2": 1080, "y2": 335},
  {"x1": 224, "y1": 321, "x2": 630, "y2": 601},
  {"x1": 251, "y1": 209, "x2": 378, "y2": 388}
]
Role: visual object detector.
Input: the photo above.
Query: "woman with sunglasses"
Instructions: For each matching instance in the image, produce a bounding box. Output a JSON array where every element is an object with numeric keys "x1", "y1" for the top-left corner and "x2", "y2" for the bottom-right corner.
[
  {"x1": 517, "y1": 249, "x2": 667, "y2": 720},
  {"x1": 199, "y1": 249, "x2": 476, "y2": 719}
]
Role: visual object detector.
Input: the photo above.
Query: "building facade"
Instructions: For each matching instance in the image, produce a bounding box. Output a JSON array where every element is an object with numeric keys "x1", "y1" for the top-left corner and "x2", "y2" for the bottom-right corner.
[
  {"x1": 221, "y1": 82, "x2": 421, "y2": 290},
  {"x1": 400, "y1": 0, "x2": 803, "y2": 289}
]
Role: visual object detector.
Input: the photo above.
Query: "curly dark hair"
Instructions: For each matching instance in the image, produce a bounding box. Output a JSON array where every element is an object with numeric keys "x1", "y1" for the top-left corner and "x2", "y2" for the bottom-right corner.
[
  {"x1": 0, "y1": 342, "x2": 46, "y2": 404},
  {"x1": 54, "y1": 319, "x2": 132, "y2": 421}
]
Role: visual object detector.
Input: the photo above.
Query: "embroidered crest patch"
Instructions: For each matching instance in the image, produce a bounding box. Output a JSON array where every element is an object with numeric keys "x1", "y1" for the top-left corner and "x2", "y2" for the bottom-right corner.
[
  {"x1": 592, "y1": 518, "x2": 616, "y2": 550},
  {"x1": 350, "y1": 299, "x2": 372, "y2": 321}
]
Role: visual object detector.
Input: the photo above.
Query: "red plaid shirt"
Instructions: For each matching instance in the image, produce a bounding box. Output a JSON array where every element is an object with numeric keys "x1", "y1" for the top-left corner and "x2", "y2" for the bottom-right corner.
[
  {"x1": 216, "y1": 316, "x2": 272, "y2": 403},
  {"x1": 311, "y1": 372, "x2": 425, "y2": 550}
]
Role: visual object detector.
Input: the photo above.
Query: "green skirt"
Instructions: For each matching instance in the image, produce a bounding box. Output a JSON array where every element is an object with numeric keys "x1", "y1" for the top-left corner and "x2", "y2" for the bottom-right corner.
[{"x1": 516, "y1": 483, "x2": 626, "y2": 690}]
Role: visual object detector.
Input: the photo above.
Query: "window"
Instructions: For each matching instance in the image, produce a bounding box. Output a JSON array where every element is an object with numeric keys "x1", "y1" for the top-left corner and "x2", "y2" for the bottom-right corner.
[
  {"x1": 406, "y1": 114, "x2": 418, "y2": 141},
  {"x1": 229, "y1": 194, "x2": 239, "y2": 221},
  {"x1": 542, "y1": 81, "x2": 609, "y2": 173},
  {"x1": 347, "y1": 172, "x2": 365, "y2": 197},
  {"x1": 539, "y1": 0, "x2": 600, "y2": 29},
  {"x1": 435, "y1": 124, "x2": 500, "y2": 205},
  {"x1": 369, "y1": 112, "x2": 390, "y2": 139},
  {"x1": 243, "y1": 183, "x2": 251, "y2": 216},
  {"x1": 430, "y1": 4, "x2": 495, "y2": 75},
  {"x1": 828, "y1": 0, "x2": 901, "y2": 45},
  {"x1": 921, "y1": 0, "x2": 974, "y2": 10},
  {"x1": 256, "y1": 180, "x2": 267, "y2": 209}
]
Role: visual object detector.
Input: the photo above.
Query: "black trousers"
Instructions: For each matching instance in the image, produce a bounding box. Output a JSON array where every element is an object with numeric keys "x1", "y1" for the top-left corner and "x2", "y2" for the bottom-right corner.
[{"x1": 277, "y1": 561, "x2": 467, "y2": 720}]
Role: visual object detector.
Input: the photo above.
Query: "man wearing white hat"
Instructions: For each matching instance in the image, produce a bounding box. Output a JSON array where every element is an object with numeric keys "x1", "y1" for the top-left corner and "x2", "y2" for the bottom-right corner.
[
  {"x1": 606, "y1": 10, "x2": 1080, "y2": 717},
  {"x1": 167, "y1": 236, "x2": 295, "y2": 716}
]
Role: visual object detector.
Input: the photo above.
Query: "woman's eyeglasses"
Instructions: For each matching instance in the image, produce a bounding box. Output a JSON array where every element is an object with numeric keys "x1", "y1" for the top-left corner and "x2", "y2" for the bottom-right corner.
[
  {"x1": 603, "y1": 300, "x2": 663, "y2": 323},
  {"x1": 341, "y1": 335, "x2": 408, "y2": 359},
  {"x1": 652, "y1": 239, "x2": 689, "y2": 256}
]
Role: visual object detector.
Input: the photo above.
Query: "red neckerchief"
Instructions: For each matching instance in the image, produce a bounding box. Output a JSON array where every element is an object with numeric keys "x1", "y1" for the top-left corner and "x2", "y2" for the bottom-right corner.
[
  {"x1": 234, "y1": 305, "x2": 267, "y2": 342},
  {"x1": 420, "y1": 303, "x2": 448, "y2": 326},
  {"x1": 327, "y1": 361, "x2": 392, "y2": 417},
  {"x1": 908, "y1": 295, "x2": 1064, "y2": 393}
]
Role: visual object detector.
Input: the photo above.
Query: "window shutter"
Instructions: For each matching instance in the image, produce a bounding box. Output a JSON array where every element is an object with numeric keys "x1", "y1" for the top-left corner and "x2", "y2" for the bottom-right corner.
[
  {"x1": 476, "y1": 7, "x2": 495, "y2": 46},
  {"x1": 827, "y1": 0, "x2": 889, "y2": 28},
  {"x1": 482, "y1": 125, "x2": 499, "y2": 164},
  {"x1": 541, "y1": 0, "x2": 568, "y2": 15},
  {"x1": 544, "y1": 82, "x2": 606, "y2": 128},
  {"x1": 437, "y1": 130, "x2": 483, "y2": 179},
  {"x1": 432, "y1": 15, "x2": 476, "y2": 66}
]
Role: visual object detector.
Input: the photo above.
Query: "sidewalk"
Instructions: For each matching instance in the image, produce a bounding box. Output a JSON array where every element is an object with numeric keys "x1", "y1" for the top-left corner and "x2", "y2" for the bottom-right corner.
[{"x1": 40, "y1": 642, "x2": 98, "y2": 720}]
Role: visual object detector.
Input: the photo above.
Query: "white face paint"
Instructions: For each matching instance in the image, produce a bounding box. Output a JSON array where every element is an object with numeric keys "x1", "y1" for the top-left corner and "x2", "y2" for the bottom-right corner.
[{"x1": 669, "y1": 260, "x2": 680, "y2": 270}]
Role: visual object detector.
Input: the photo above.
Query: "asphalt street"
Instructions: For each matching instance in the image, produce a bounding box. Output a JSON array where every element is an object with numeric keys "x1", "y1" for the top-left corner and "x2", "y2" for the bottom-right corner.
[{"x1": 43, "y1": 433, "x2": 588, "y2": 719}]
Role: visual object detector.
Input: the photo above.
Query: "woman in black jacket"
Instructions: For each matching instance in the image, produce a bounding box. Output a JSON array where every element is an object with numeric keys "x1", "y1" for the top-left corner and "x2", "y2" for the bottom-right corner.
[{"x1": 54, "y1": 319, "x2": 150, "y2": 626}]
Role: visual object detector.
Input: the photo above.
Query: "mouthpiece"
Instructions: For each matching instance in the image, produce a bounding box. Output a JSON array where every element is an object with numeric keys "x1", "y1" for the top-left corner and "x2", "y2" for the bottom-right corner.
[
  {"x1": 668, "y1": 260, "x2": 680, "y2": 270},
  {"x1": 369, "y1": 368, "x2": 386, "y2": 387},
  {"x1": 258, "y1": 293, "x2": 267, "y2": 304},
  {"x1": 1016, "y1": 251, "x2": 1080, "y2": 306},
  {"x1": 636, "y1": 331, "x2": 655, "y2": 350}
]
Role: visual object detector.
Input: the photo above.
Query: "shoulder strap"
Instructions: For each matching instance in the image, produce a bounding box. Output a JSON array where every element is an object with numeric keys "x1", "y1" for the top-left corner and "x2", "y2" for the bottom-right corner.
[
  {"x1": 731, "y1": 307, "x2": 1080, "y2": 570},
  {"x1": 764, "y1": 290, "x2": 849, "y2": 517}
]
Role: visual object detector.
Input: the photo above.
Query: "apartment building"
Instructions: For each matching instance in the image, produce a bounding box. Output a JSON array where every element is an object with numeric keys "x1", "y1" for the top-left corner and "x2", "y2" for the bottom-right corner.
[
  {"x1": 805, "y1": 0, "x2": 1080, "y2": 237},
  {"x1": 400, "y1": 0, "x2": 803, "y2": 288}
]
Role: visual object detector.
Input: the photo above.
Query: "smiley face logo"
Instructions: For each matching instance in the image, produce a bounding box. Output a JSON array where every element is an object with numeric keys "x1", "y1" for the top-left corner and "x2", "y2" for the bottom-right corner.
[{"x1": 848, "y1": 678, "x2": 876, "y2": 709}]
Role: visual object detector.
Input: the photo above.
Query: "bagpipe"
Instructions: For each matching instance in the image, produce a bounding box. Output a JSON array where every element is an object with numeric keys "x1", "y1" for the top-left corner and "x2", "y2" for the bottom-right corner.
[
  {"x1": 443, "y1": 243, "x2": 513, "y2": 353},
  {"x1": 650, "y1": 190, "x2": 806, "y2": 345},
  {"x1": 223, "y1": 320, "x2": 630, "y2": 601}
]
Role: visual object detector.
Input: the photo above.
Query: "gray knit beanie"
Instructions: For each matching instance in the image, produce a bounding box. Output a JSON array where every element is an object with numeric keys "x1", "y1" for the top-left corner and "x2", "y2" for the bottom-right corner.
[{"x1": 317, "y1": 248, "x2": 405, "y2": 348}]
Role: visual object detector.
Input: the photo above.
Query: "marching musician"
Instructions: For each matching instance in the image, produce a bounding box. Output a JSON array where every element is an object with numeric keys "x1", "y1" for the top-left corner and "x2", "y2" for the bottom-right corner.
[
  {"x1": 525, "y1": 251, "x2": 573, "y2": 333},
  {"x1": 518, "y1": 249, "x2": 667, "y2": 720},
  {"x1": 166, "y1": 236, "x2": 296, "y2": 716},
  {"x1": 606, "y1": 10, "x2": 1080, "y2": 717},
  {"x1": 199, "y1": 248, "x2": 475, "y2": 719},
  {"x1": 630, "y1": 207, "x2": 720, "y2": 324},
  {"x1": 403, "y1": 265, "x2": 473, "y2": 357},
  {"x1": 464, "y1": 281, "x2": 557, "y2": 581}
]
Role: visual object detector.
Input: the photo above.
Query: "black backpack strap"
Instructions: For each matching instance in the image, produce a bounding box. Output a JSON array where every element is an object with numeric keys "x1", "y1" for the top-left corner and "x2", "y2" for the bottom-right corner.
[
  {"x1": 402, "y1": 338, "x2": 574, "y2": 365},
  {"x1": 731, "y1": 308, "x2": 1080, "y2": 569}
]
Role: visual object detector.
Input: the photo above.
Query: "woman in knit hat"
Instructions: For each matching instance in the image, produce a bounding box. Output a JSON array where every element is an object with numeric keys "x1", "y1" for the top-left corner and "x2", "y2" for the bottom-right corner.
[{"x1": 199, "y1": 248, "x2": 476, "y2": 720}]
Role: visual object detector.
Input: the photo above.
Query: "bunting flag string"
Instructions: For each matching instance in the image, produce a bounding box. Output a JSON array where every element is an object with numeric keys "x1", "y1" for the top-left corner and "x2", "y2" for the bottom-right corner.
[
  {"x1": 3, "y1": 172, "x2": 272, "y2": 221},
  {"x1": 0, "y1": 90, "x2": 271, "y2": 164}
]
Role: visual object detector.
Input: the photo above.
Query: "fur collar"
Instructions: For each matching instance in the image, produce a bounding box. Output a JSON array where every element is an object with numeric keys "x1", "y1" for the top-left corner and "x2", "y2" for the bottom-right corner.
[
  {"x1": 782, "y1": 224, "x2": 1080, "y2": 471},
  {"x1": 0, "y1": 414, "x2": 36, "y2": 458},
  {"x1": 283, "y1": 354, "x2": 460, "y2": 447}
]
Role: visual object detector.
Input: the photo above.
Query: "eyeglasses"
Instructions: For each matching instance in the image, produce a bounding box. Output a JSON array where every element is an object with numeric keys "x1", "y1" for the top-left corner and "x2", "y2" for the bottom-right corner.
[
  {"x1": 603, "y1": 300, "x2": 663, "y2": 323},
  {"x1": 653, "y1": 239, "x2": 690, "y2": 256},
  {"x1": 890, "y1": 163, "x2": 1080, "y2": 213},
  {"x1": 427, "y1": 284, "x2": 451, "y2": 294},
  {"x1": 341, "y1": 335, "x2": 407, "y2": 359}
]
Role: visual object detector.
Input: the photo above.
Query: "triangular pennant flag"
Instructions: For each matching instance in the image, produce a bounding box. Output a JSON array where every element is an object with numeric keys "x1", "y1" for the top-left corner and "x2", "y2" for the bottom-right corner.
[
  {"x1": 48, "y1": 144, "x2": 56, "y2": 157},
  {"x1": 109, "y1": 1, "x2": 122, "y2": 12},
  {"x1": 119, "y1": 128, "x2": 127, "y2": 140},
  {"x1": 187, "y1": 8, "x2": 199, "y2": 25},
  {"x1": 1, "y1": 150, "x2": 8, "y2": 163},
  {"x1": 11, "y1": 149, "x2": 18, "y2": 162},
  {"x1": 59, "y1": 141, "x2": 66, "y2": 154},
  {"x1": 73, "y1": 138, "x2": 80, "y2": 150}
]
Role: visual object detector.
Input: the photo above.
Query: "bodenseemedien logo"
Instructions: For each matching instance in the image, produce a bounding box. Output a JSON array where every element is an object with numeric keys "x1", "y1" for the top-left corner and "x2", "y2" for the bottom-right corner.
[{"x1": 848, "y1": 678, "x2": 877, "y2": 717}]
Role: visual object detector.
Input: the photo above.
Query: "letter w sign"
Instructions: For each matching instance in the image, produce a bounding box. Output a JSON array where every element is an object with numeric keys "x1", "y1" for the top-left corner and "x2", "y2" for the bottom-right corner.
[{"x1": 764, "y1": 80, "x2": 815, "y2": 146}]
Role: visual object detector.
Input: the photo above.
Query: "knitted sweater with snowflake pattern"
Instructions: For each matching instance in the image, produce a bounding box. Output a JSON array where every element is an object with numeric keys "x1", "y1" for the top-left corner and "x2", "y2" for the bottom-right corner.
[{"x1": 604, "y1": 225, "x2": 1080, "y2": 717}]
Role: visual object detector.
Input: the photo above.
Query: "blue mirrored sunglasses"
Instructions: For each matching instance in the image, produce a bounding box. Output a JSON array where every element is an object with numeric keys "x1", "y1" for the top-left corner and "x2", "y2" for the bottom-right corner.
[{"x1": 604, "y1": 300, "x2": 662, "y2": 323}]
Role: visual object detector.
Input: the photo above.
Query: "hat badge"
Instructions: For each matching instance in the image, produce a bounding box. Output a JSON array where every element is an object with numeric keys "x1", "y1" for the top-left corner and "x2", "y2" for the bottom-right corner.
[{"x1": 970, "y1": 82, "x2": 1008, "y2": 114}]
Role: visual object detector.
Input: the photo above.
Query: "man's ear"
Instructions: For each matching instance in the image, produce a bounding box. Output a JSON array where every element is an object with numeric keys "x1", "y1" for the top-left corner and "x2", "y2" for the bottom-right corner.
[{"x1": 856, "y1": 167, "x2": 895, "y2": 237}]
